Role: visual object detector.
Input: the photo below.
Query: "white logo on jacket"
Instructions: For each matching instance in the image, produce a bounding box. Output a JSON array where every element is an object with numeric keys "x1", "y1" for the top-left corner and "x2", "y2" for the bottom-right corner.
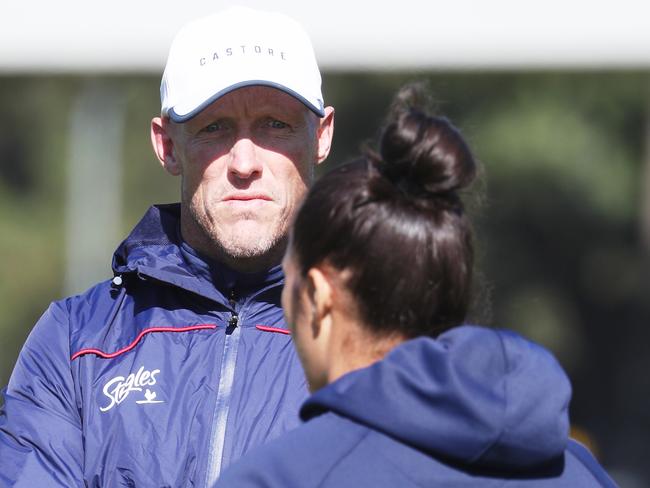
[{"x1": 100, "y1": 366, "x2": 164, "y2": 412}]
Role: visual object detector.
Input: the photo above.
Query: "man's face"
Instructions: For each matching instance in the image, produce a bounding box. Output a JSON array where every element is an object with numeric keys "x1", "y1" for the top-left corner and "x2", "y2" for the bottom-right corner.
[{"x1": 152, "y1": 86, "x2": 333, "y2": 270}]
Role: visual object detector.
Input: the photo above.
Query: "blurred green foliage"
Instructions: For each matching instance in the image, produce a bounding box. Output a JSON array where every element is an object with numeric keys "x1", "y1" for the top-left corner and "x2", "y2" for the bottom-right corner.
[{"x1": 0, "y1": 71, "x2": 648, "y2": 485}]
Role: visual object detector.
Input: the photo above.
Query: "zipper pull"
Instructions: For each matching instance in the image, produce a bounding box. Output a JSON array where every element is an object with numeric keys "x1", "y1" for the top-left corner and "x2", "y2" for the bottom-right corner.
[{"x1": 227, "y1": 313, "x2": 239, "y2": 335}]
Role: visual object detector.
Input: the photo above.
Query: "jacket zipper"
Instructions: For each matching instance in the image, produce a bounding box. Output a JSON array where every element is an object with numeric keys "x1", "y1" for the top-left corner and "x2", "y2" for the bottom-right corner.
[
  {"x1": 203, "y1": 282, "x2": 284, "y2": 487},
  {"x1": 205, "y1": 290, "x2": 242, "y2": 488}
]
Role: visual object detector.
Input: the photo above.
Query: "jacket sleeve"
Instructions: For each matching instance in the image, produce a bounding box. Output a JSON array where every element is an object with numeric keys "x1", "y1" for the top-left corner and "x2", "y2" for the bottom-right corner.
[{"x1": 0, "y1": 300, "x2": 84, "y2": 487}]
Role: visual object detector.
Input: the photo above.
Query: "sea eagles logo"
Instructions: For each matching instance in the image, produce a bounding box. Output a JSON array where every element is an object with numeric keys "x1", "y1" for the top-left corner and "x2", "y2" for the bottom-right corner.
[{"x1": 100, "y1": 366, "x2": 164, "y2": 412}]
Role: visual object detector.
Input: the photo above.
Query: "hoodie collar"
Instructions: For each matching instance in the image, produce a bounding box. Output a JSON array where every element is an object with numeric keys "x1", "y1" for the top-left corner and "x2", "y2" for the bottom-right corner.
[
  {"x1": 178, "y1": 238, "x2": 283, "y2": 294},
  {"x1": 112, "y1": 203, "x2": 284, "y2": 304},
  {"x1": 301, "y1": 325, "x2": 571, "y2": 471}
]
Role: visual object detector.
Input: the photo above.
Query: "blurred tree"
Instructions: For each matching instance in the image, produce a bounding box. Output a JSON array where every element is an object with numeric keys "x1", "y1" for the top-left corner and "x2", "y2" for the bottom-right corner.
[{"x1": 0, "y1": 71, "x2": 648, "y2": 486}]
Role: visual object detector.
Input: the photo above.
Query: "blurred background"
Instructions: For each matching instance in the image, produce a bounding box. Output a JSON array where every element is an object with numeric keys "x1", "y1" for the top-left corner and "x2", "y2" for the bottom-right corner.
[{"x1": 1, "y1": 1, "x2": 649, "y2": 486}]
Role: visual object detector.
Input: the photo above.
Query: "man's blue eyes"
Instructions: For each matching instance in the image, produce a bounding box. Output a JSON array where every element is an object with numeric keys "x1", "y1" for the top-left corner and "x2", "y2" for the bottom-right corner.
[
  {"x1": 202, "y1": 120, "x2": 288, "y2": 132},
  {"x1": 267, "y1": 120, "x2": 288, "y2": 129},
  {"x1": 204, "y1": 123, "x2": 222, "y2": 132}
]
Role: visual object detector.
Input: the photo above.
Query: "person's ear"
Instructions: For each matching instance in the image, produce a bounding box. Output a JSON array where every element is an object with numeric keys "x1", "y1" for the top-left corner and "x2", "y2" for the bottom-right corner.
[
  {"x1": 151, "y1": 117, "x2": 181, "y2": 176},
  {"x1": 315, "y1": 107, "x2": 335, "y2": 164},
  {"x1": 306, "y1": 267, "x2": 334, "y2": 339}
]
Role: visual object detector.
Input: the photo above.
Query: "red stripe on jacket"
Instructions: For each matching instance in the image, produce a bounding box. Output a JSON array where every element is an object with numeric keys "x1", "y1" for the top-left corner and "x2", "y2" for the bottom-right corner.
[{"x1": 70, "y1": 324, "x2": 218, "y2": 360}]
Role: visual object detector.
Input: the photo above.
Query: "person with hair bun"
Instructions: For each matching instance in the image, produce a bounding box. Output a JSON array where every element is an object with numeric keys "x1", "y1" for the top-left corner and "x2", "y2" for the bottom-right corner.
[{"x1": 215, "y1": 85, "x2": 616, "y2": 487}]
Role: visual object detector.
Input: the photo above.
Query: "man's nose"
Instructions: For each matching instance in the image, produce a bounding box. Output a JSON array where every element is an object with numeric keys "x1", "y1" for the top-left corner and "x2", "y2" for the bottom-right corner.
[{"x1": 228, "y1": 137, "x2": 262, "y2": 180}]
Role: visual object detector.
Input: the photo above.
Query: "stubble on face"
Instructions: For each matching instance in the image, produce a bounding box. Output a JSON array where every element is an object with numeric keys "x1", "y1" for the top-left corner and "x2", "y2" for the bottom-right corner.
[{"x1": 185, "y1": 176, "x2": 308, "y2": 268}]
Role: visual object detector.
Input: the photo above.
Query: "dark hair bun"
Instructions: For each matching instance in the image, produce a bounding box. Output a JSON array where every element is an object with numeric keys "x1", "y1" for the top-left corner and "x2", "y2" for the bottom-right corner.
[
  {"x1": 291, "y1": 82, "x2": 478, "y2": 338},
  {"x1": 378, "y1": 85, "x2": 477, "y2": 197}
]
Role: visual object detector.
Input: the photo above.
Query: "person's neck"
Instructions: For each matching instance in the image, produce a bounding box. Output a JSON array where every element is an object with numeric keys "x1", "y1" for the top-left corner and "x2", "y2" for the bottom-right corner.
[
  {"x1": 180, "y1": 220, "x2": 285, "y2": 274},
  {"x1": 210, "y1": 244, "x2": 285, "y2": 274},
  {"x1": 326, "y1": 316, "x2": 407, "y2": 385}
]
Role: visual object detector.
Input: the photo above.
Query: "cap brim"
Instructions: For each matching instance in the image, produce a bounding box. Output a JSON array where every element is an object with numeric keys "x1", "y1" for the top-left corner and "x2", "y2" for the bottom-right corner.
[{"x1": 167, "y1": 80, "x2": 325, "y2": 123}]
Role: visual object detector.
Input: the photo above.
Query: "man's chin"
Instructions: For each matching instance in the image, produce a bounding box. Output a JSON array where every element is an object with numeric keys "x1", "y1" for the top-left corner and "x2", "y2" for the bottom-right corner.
[{"x1": 212, "y1": 223, "x2": 285, "y2": 260}]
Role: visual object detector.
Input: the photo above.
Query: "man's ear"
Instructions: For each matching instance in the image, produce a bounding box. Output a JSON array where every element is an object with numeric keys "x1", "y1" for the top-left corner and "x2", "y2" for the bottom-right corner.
[
  {"x1": 151, "y1": 117, "x2": 181, "y2": 176},
  {"x1": 315, "y1": 106, "x2": 335, "y2": 165},
  {"x1": 306, "y1": 267, "x2": 334, "y2": 338}
]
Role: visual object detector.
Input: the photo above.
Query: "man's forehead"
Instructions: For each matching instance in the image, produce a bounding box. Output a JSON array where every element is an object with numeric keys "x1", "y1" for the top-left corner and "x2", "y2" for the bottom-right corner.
[{"x1": 188, "y1": 86, "x2": 311, "y2": 121}]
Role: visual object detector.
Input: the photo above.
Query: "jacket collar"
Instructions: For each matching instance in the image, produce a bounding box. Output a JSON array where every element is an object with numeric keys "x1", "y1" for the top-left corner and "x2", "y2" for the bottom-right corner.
[{"x1": 112, "y1": 203, "x2": 284, "y2": 304}]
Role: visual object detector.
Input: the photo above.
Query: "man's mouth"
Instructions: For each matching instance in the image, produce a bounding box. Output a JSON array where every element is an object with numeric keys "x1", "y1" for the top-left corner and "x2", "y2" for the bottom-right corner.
[{"x1": 222, "y1": 194, "x2": 273, "y2": 204}]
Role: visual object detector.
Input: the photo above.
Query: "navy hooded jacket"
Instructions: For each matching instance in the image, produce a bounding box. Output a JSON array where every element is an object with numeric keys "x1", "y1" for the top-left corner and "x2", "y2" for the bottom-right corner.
[
  {"x1": 0, "y1": 204, "x2": 308, "y2": 487},
  {"x1": 216, "y1": 326, "x2": 616, "y2": 487}
]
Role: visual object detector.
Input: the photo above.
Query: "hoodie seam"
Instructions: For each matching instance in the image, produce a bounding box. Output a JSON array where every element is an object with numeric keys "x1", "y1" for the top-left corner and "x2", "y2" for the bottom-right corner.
[
  {"x1": 316, "y1": 427, "x2": 372, "y2": 488},
  {"x1": 470, "y1": 329, "x2": 510, "y2": 465},
  {"x1": 372, "y1": 434, "x2": 439, "y2": 488}
]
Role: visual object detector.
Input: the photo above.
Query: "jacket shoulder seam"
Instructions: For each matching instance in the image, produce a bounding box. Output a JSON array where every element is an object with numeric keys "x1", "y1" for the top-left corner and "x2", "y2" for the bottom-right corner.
[{"x1": 469, "y1": 328, "x2": 510, "y2": 464}]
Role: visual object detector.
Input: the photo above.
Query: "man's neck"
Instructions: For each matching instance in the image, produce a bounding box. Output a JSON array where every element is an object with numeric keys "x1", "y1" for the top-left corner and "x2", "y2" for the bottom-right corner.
[
  {"x1": 210, "y1": 245, "x2": 285, "y2": 274},
  {"x1": 180, "y1": 220, "x2": 286, "y2": 274}
]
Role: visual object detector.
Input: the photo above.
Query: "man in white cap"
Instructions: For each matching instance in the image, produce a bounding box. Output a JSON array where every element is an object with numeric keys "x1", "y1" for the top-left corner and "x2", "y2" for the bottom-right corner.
[{"x1": 0, "y1": 7, "x2": 334, "y2": 486}]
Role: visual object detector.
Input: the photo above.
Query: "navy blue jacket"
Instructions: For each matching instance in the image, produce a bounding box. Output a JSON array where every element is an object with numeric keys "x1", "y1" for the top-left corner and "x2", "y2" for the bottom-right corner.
[
  {"x1": 216, "y1": 326, "x2": 616, "y2": 487},
  {"x1": 0, "y1": 204, "x2": 308, "y2": 487}
]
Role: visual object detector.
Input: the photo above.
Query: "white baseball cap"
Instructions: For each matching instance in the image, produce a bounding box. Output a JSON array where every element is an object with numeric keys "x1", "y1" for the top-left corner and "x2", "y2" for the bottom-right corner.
[{"x1": 160, "y1": 7, "x2": 325, "y2": 122}]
